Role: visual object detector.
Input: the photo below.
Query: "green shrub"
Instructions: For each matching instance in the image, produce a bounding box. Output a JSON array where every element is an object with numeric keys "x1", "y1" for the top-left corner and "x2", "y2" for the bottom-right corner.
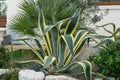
[
  {"x1": 0, "y1": 46, "x2": 10, "y2": 68},
  {"x1": 0, "y1": 70, "x2": 18, "y2": 80},
  {"x1": 10, "y1": 49, "x2": 37, "y2": 61},
  {"x1": 10, "y1": 49, "x2": 41, "y2": 70},
  {"x1": 89, "y1": 36, "x2": 120, "y2": 79}
]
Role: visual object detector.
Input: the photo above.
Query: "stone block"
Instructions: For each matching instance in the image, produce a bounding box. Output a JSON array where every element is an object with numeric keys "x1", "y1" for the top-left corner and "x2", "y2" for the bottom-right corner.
[
  {"x1": 0, "y1": 69, "x2": 10, "y2": 76},
  {"x1": 45, "y1": 75, "x2": 78, "y2": 80},
  {"x1": 19, "y1": 69, "x2": 45, "y2": 80},
  {"x1": 1, "y1": 35, "x2": 12, "y2": 46}
]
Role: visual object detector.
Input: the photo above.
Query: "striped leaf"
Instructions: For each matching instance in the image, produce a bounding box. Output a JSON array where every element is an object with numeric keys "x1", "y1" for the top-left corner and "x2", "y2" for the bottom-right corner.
[
  {"x1": 102, "y1": 23, "x2": 116, "y2": 34},
  {"x1": 70, "y1": 31, "x2": 89, "y2": 60},
  {"x1": 112, "y1": 28, "x2": 120, "y2": 37},
  {"x1": 44, "y1": 17, "x2": 72, "y2": 34},
  {"x1": 34, "y1": 39, "x2": 46, "y2": 57},
  {"x1": 96, "y1": 23, "x2": 117, "y2": 40},
  {"x1": 61, "y1": 35, "x2": 74, "y2": 68},
  {"x1": 51, "y1": 27, "x2": 59, "y2": 59},
  {"x1": 38, "y1": 0, "x2": 53, "y2": 56},
  {"x1": 56, "y1": 60, "x2": 92, "y2": 80},
  {"x1": 64, "y1": 31, "x2": 89, "y2": 67},
  {"x1": 43, "y1": 56, "x2": 56, "y2": 69},
  {"x1": 74, "y1": 30, "x2": 87, "y2": 46},
  {"x1": 81, "y1": 60, "x2": 92, "y2": 80},
  {"x1": 74, "y1": 30, "x2": 88, "y2": 53},
  {"x1": 69, "y1": 60, "x2": 92, "y2": 80},
  {"x1": 58, "y1": 36, "x2": 66, "y2": 68},
  {"x1": 97, "y1": 23, "x2": 116, "y2": 32},
  {"x1": 14, "y1": 36, "x2": 31, "y2": 41},
  {"x1": 38, "y1": 0, "x2": 46, "y2": 35},
  {"x1": 64, "y1": 9, "x2": 80, "y2": 35},
  {"x1": 62, "y1": 35, "x2": 74, "y2": 55},
  {"x1": 23, "y1": 41, "x2": 44, "y2": 62},
  {"x1": 14, "y1": 60, "x2": 43, "y2": 66}
]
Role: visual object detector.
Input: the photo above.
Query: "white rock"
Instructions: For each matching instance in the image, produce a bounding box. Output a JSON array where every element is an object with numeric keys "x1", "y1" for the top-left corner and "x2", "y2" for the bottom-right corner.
[
  {"x1": 94, "y1": 77, "x2": 103, "y2": 80},
  {"x1": 19, "y1": 69, "x2": 45, "y2": 80},
  {"x1": 107, "y1": 77, "x2": 115, "y2": 80},
  {"x1": 0, "y1": 69, "x2": 11, "y2": 76},
  {"x1": 45, "y1": 75, "x2": 78, "y2": 80}
]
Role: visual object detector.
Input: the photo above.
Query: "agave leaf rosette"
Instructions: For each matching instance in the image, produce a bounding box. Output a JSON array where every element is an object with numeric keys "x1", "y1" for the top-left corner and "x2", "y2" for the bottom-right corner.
[{"x1": 15, "y1": 1, "x2": 92, "y2": 80}]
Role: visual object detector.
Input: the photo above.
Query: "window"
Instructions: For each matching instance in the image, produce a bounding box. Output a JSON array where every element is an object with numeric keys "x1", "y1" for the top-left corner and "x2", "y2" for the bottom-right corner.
[
  {"x1": 0, "y1": 0, "x2": 6, "y2": 16},
  {"x1": 97, "y1": 0, "x2": 120, "y2": 5},
  {"x1": 0, "y1": 0, "x2": 6, "y2": 27}
]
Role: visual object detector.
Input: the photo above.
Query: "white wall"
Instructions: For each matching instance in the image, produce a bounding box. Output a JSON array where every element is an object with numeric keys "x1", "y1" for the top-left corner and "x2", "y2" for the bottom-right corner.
[
  {"x1": 99, "y1": 5, "x2": 120, "y2": 26},
  {"x1": 96, "y1": 5, "x2": 120, "y2": 36},
  {"x1": 6, "y1": 0, "x2": 22, "y2": 40},
  {"x1": 6, "y1": 0, "x2": 21, "y2": 25}
]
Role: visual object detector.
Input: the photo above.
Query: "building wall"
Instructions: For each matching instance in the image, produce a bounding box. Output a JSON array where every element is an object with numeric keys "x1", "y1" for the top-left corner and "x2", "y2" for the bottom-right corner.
[
  {"x1": 96, "y1": 5, "x2": 120, "y2": 36},
  {"x1": 6, "y1": 0, "x2": 21, "y2": 40}
]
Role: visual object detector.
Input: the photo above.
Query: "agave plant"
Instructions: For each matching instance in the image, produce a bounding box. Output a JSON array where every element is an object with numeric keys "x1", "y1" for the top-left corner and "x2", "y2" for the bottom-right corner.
[{"x1": 14, "y1": 0, "x2": 93, "y2": 80}]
